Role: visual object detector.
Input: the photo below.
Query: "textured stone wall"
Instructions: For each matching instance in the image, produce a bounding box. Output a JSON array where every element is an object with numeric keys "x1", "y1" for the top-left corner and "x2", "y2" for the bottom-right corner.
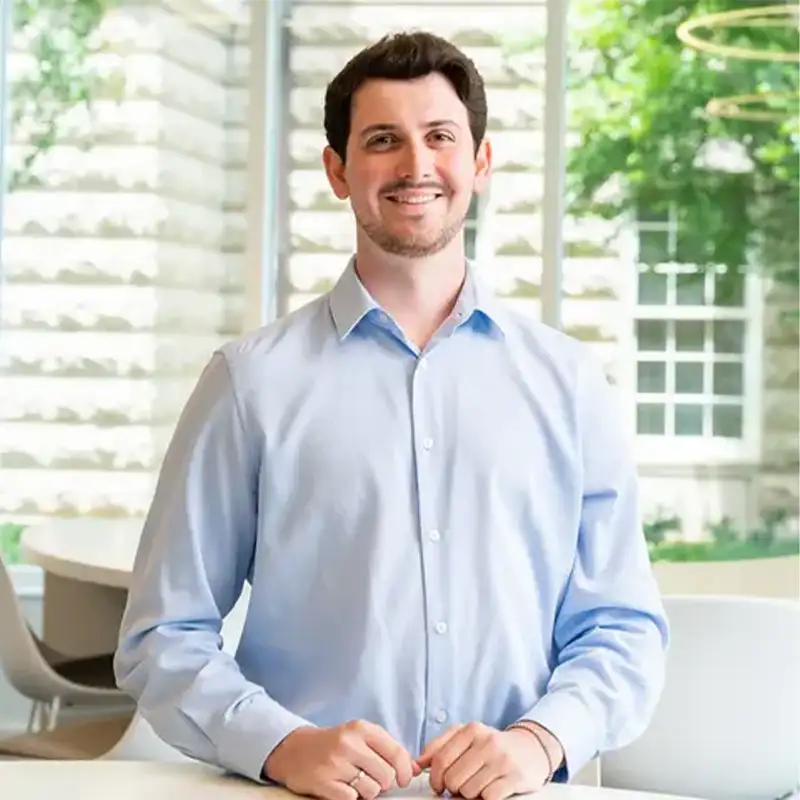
[
  {"x1": 0, "y1": 1, "x2": 248, "y2": 522},
  {"x1": 759, "y1": 278, "x2": 800, "y2": 518}
]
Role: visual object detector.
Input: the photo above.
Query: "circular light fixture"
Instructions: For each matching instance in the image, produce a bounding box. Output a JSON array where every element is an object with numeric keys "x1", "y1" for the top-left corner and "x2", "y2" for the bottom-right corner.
[
  {"x1": 706, "y1": 91, "x2": 798, "y2": 122},
  {"x1": 676, "y1": 4, "x2": 800, "y2": 63}
]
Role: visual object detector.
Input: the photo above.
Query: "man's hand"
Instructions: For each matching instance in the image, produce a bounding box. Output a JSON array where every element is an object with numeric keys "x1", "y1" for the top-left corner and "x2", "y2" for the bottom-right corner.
[
  {"x1": 416, "y1": 722, "x2": 554, "y2": 800},
  {"x1": 263, "y1": 720, "x2": 420, "y2": 800}
]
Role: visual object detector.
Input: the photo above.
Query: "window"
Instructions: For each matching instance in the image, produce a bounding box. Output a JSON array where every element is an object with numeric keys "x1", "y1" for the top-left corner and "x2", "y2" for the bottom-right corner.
[{"x1": 632, "y1": 206, "x2": 761, "y2": 463}]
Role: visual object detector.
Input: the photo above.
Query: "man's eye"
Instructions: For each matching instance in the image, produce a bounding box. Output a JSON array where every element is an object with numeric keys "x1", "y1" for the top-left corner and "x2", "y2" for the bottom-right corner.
[
  {"x1": 368, "y1": 135, "x2": 395, "y2": 147},
  {"x1": 430, "y1": 131, "x2": 455, "y2": 143}
]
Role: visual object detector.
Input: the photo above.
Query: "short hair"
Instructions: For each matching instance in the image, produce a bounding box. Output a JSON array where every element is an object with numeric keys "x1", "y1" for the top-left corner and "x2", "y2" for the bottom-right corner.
[{"x1": 323, "y1": 30, "x2": 487, "y2": 162}]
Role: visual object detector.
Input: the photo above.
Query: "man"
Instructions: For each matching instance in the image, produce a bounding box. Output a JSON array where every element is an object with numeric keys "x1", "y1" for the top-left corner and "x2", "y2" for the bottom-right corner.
[{"x1": 114, "y1": 31, "x2": 669, "y2": 800}]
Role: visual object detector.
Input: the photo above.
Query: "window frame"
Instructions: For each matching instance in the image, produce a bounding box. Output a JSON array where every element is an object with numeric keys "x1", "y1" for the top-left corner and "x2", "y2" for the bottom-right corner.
[{"x1": 619, "y1": 208, "x2": 763, "y2": 466}]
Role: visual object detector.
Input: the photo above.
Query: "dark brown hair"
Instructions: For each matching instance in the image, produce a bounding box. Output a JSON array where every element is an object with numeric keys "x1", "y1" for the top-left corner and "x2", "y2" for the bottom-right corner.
[{"x1": 323, "y1": 30, "x2": 487, "y2": 163}]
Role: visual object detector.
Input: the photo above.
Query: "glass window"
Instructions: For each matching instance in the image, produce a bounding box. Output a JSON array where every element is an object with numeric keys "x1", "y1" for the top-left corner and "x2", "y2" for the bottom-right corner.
[{"x1": 567, "y1": 0, "x2": 799, "y2": 571}]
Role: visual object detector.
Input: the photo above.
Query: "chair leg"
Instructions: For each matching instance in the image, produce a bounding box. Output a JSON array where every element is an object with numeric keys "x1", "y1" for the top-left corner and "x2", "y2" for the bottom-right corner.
[
  {"x1": 45, "y1": 696, "x2": 62, "y2": 730},
  {"x1": 27, "y1": 701, "x2": 39, "y2": 732}
]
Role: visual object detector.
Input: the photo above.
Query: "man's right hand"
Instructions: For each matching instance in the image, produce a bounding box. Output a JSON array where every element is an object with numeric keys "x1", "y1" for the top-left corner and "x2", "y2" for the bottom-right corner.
[{"x1": 263, "y1": 720, "x2": 420, "y2": 800}]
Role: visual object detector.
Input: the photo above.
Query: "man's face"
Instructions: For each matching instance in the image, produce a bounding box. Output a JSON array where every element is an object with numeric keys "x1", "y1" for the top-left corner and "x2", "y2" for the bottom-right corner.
[{"x1": 324, "y1": 72, "x2": 491, "y2": 259}]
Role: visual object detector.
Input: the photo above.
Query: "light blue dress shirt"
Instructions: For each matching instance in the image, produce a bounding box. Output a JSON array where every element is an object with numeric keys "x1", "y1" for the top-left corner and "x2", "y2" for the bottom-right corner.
[{"x1": 114, "y1": 258, "x2": 669, "y2": 786}]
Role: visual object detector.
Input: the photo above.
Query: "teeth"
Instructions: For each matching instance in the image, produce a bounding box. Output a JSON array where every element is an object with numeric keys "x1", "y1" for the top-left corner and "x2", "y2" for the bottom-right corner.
[{"x1": 388, "y1": 194, "x2": 438, "y2": 204}]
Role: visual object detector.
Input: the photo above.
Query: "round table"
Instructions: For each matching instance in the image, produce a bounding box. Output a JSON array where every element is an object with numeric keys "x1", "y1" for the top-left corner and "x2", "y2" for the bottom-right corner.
[
  {"x1": 21, "y1": 517, "x2": 142, "y2": 590},
  {"x1": 20, "y1": 519, "x2": 145, "y2": 659},
  {"x1": 0, "y1": 761, "x2": 702, "y2": 800}
]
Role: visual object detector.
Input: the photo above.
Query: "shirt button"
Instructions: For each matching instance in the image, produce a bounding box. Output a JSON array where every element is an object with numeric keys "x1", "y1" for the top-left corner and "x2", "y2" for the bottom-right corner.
[
  {"x1": 434, "y1": 710, "x2": 448, "y2": 724},
  {"x1": 422, "y1": 437, "x2": 434, "y2": 450},
  {"x1": 429, "y1": 529, "x2": 441, "y2": 542},
  {"x1": 435, "y1": 621, "x2": 448, "y2": 635}
]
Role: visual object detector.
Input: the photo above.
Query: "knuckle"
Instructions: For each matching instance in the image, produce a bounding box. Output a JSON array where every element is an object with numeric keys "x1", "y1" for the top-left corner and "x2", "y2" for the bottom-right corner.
[
  {"x1": 484, "y1": 736, "x2": 503, "y2": 758},
  {"x1": 465, "y1": 721, "x2": 483, "y2": 737}
]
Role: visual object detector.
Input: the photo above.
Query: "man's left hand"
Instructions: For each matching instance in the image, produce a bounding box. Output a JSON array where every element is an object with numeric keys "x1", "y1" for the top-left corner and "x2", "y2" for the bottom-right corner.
[{"x1": 415, "y1": 722, "x2": 552, "y2": 799}]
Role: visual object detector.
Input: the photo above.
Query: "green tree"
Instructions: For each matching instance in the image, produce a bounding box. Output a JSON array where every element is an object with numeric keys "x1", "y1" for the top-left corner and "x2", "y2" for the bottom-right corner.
[
  {"x1": 565, "y1": 0, "x2": 799, "y2": 298},
  {"x1": 10, "y1": 0, "x2": 109, "y2": 190}
]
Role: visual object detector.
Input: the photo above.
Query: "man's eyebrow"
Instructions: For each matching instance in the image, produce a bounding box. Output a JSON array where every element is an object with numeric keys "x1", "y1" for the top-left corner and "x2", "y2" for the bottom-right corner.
[{"x1": 358, "y1": 120, "x2": 462, "y2": 138}]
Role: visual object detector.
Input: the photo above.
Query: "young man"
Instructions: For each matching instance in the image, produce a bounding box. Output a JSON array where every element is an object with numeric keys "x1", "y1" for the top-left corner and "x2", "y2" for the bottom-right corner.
[{"x1": 115, "y1": 31, "x2": 669, "y2": 800}]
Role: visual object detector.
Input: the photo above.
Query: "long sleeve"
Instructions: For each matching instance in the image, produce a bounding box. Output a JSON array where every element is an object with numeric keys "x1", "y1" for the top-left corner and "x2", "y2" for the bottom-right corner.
[
  {"x1": 113, "y1": 351, "x2": 311, "y2": 782},
  {"x1": 521, "y1": 354, "x2": 670, "y2": 781}
]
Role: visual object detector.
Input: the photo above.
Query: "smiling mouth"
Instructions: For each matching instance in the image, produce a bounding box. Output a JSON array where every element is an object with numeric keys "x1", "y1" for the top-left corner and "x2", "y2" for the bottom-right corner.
[{"x1": 384, "y1": 192, "x2": 444, "y2": 205}]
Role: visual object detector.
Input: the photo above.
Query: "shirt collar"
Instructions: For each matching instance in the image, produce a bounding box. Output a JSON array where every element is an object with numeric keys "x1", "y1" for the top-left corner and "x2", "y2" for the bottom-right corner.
[{"x1": 328, "y1": 256, "x2": 508, "y2": 340}]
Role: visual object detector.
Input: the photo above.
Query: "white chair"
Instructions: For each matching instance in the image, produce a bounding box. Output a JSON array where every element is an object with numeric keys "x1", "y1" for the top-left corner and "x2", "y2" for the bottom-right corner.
[
  {"x1": 601, "y1": 594, "x2": 800, "y2": 800},
  {"x1": 0, "y1": 555, "x2": 132, "y2": 745}
]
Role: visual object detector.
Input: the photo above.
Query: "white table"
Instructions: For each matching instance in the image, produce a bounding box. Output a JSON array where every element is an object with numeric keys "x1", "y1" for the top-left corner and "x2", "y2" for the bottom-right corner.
[
  {"x1": 21, "y1": 519, "x2": 142, "y2": 658},
  {"x1": 0, "y1": 761, "x2": 702, "y2": 800}
]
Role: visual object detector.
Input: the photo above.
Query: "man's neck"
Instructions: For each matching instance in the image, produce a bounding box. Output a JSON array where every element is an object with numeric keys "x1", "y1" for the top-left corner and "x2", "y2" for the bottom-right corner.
[{"x1": 353, "y1": 244, "x2": 467, "y2": 350}]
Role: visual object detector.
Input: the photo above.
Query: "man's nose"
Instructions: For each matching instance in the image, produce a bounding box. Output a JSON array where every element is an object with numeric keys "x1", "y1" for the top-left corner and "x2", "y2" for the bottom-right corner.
[{"x1": 395, "y1": 141, "x2": 435, "y2": 183}]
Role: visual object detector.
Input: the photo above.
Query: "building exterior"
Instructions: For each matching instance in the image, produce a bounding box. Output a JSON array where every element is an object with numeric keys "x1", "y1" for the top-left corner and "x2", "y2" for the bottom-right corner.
[{"x1": 1, "y1": 0, "x2": 797, "y2": 544}]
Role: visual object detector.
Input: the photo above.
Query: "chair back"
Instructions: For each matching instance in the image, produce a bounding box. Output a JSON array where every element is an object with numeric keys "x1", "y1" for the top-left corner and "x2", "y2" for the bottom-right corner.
[
  {"x1": 0, "y1": 556, "x2": 58, "y2": 699},
  {"x1": 602, "y1": 593, "x2": 800, "y2": 800}
]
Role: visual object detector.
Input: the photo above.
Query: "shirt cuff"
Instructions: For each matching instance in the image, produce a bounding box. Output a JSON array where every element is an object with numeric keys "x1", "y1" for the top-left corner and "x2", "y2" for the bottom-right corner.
[
  {"x1": 216, "y1": 693, "x2": 316, "y2": 784},
  {"x1": 519, "y1": 690, "x2": 600, "y2": 783}
]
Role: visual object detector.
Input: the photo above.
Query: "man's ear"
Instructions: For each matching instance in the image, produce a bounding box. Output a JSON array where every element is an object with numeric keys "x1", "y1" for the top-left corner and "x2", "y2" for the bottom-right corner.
[
  {"x1": 323, "y1": 146, "x2": 350, "y2": 200},
  {"x1": 473, "y1": 138, "x2": 492, "y2": 195}
]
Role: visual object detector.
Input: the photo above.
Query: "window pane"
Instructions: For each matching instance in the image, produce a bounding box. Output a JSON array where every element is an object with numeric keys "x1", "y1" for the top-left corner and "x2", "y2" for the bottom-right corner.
[
  {"x1": 637, "y1": 403, "x2": 665, "y2": 434},
  {"x1": 714, "y1": 268, "x2": 745, "y2": 307},
  {"x1": 675, "y1": 404, "x2": 704, "y2": 436},
  {"x1": 638, "y1": 269, "x2": 668, "y2": 304},
  {"x1": 675, "y1": 320, "x2": 705, "y2": 351},
  {"x1": 637, "y1": 320, "x2": 667, "y2": 351},
  {"x1": 638, "y1": 230, "x2": 670, "y2": 266},
  {"x1": 675, "y1": 362, "x2": 704, "y2": 394},
  {"x1": 675, "y1": 272, "x2": 705, "y2": 305},
  {"x1": 713, "y1": 405, "x2": 743, "y2": 438},
  {"x1": 637, "y1": 361, "x2": 666, "y2": 392},
  {"x1": 713, "y1": 362, "x2": 744, "y2": 396},
  {"x1": 713, "y1": 321, "x2": 745, "y2": 354}
]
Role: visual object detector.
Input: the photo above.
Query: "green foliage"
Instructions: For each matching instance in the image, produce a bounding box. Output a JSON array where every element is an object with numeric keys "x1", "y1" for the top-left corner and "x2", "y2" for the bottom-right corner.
[
  {"x1": 647, "y1": 507, "x2": 799, "y2": 562},
  {"x1": 649, "y1": 537, "x2": 799, "y2": 563},
  {"x1": 0, "y1": 522, "x2": 25, "y2": 565},
  {"x1": 10, "y1": 0, "x2": 110, "y2": 190},
  {"x1": 643, "y1": 509, "x2": 682, "y2": 545},
  {"x1": 563, "y1": 0, "x2": 799, "y2": 291}
]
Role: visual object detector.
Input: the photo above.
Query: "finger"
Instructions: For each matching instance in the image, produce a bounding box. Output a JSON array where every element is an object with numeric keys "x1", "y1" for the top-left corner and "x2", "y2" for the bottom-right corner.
[
  {"x1": 442, "y1": 748, "x2": 487, "y2": 797},
  {"x1": 359, "y1": 723, "x2": 416, "y2": 788},
  {"x1": 456, "y1": 762, "x2": 504, "y2": 799},
  {"x1": 482, "y1": 777, "x2": 518, "y2": 800},
  {"x1": 416, "y1": 724, "x2": 464, "y2": 768},
  {"x1": 348, "y1": 744, "x2": 398, "y2": 793},
  {"x1": 348, "y1": 771, "x2": 383, "y2": 800},
  {"x1": 428, "y1": 729, "x2": 476, "y2": 794},
  {"x1": 321, "y1": 783, "x2": 359, "y2": 800}
]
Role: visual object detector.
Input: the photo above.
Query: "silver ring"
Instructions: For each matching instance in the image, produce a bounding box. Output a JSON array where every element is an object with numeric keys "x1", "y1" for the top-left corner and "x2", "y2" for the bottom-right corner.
[{"x1": 348, "y1": 769, "x2": 365, "y2": 788}]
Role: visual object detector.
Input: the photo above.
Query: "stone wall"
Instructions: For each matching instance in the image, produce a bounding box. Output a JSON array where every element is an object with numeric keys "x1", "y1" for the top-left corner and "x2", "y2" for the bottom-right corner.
[{"x1": 0, "y1": 0, "x2": 248, "y2": 523}]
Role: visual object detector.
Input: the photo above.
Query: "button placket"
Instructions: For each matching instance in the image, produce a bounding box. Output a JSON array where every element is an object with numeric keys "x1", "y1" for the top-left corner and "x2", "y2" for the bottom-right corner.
[{"x1": 410, "y1": 355, "x2": 449, "y2": 743}]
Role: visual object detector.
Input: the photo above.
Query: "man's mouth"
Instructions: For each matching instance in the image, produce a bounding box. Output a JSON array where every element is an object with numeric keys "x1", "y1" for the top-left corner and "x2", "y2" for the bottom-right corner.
[{"x1": 384, "y1": 192, "x2": 444, "y2": 205}]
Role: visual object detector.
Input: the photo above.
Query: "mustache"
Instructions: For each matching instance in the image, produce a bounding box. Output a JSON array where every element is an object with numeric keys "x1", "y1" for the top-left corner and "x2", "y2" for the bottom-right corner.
[{"x1": 381, "y1": 181, "x2": 447, "y2": 194}]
